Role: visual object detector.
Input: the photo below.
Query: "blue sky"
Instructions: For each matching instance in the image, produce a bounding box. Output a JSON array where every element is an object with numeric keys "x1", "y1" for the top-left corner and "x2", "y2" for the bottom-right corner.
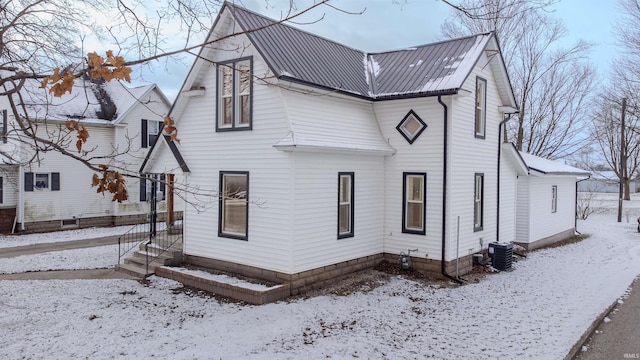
[{"x1": 142, "y1": 0, "x2": 620, "y2": 101}]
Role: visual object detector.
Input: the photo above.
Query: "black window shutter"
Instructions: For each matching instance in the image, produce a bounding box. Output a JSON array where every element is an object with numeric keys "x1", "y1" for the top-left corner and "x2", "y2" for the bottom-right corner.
[
  {"x1": 0, "y1": 176, "x2": 3, "y2": 204},
  {"x1": 141, "y1": 119, "x2": 148, "y2": 148},
  {"x1": 160, "y1": 174, "x2": 166, "y2": 200},
  {"x1": 140, "y1": 176, "x2": 147, "y2": 201},
  {"x1": 51, "y1": 172, "x2": 60, "y2": 191},
  {"x1": 2, "y1": 109, "x2": 7, "y2": 144},
  {"x1": 24, "y1": 172, "x2": 33, "y2": 191}
]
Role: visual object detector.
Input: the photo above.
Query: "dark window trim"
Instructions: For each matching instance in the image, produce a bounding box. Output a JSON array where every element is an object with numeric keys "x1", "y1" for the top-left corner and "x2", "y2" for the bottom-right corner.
[
  {"x1": 396, "y1": 109, "x2": 427, "y2": 144},
  {"x1": 474, "y1": 173, "x2": 484, "y2": 232},
  {"x1": 474, "y1": 77, "x2": 487, "y2": 139},
  {"x1": 552, "y1": 185, "x2": 558, "y2": 213},
  {"x1": 337, "y1": 172, "x2": 355, "y2": 239},
  {"x1": 0, "y1": 176, "x2": 3, "y2": 203},
  {"x1": 218, "y1": 171, "x2": 249, "y2": 240},
  {"x1": 216, "y1": 57, "x2": 254, "y2": 132},
  {"x1": 402, "y1": 172, "x2": 426, "y2": 235}
]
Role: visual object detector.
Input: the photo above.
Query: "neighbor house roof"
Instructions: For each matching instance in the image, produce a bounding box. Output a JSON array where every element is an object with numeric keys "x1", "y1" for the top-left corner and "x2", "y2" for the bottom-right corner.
[
  {"x1": 229, "y1": 3, "x2": 507, "y2": 100},
  {"x1": 519, "y1": 151, "x2": 590, "y2": 177},
  {"x1": 12, "y1": 75, "x2": 163, "y2": 126}
]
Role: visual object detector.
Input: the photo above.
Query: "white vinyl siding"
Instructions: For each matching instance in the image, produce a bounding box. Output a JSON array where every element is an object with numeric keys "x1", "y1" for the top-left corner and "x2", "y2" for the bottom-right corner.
[
  {"x1": 516, "y1": 176, "x2": 531, "y2": 243},
  {"x1": 376, "y1": 98, "x2": 444, "y2": 259},
  {"x1": 445, "y1": 56, "x2": 500, "y2": 260},
  {"x1": 292, "y1": 152, "x2": 384, "y2": 273},
  {"x1": 177, "y1": 29, "x2": 294, "y2": 273},
  {"x1": 525, "y1": 176, "x2": 577, "y2": 244}
]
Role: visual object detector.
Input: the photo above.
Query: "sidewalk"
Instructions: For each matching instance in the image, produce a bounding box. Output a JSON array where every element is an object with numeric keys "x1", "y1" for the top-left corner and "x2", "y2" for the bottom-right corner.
[
  {"x1": 572, "y1": 276, "x2": 640, "y2": 359},
  {"x1": 0, "y1": 234, "x2": 137, "y2": 280}
]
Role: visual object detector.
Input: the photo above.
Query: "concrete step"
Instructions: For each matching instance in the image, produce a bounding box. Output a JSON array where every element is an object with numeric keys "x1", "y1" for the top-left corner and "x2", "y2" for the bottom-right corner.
[
  {"x1": 124, "y1": 255, "x2": 168, "y2": 269},
  {"x1": 115, "y1": 263, "x2": 152, "y2": 279}
]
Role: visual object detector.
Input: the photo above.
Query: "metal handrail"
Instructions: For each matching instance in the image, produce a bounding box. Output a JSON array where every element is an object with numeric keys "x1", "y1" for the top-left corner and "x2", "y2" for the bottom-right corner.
[
  {"x1": 145, "y1": 212, "x2": 183, "y2": 274},
  {"x1": 117, "y1": 222, "x2": 152, "y2": 265},
  {"x1": 117, "y1": 211, "x2": 183, "y2": 275}
]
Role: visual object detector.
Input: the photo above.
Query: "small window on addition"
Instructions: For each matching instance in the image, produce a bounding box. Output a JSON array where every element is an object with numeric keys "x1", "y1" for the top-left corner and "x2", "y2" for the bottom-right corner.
[{"x1": 396, "y1": 110, "x2": 427, "y2": 144}]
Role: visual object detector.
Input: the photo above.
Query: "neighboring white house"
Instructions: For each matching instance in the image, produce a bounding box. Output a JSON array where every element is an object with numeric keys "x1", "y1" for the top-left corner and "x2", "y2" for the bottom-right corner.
[
  {"x1": 143, "y1": 2, "x2": 586, "y2": 294},
  {"x1": 513, "y1": 150, "x2": 590, "y2": 250},
  {"x1": 0, "y1": 75, "x2": 174, "y2": 233},
  {"x1": 577, "y1": 170, "x2": 637, "y2": 193}
]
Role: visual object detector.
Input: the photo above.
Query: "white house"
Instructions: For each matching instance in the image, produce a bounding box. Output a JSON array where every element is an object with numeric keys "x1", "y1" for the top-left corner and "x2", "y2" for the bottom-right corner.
[
  {"x1": 512, "y1": 150, "x2": 590, "y2": 250},
  {"x1": 142, "y1": 2, "x2": 551, "y2": 294},
  {"x1": 0, "y1": 76, "x2": 174, "y2": 232},
  {"x1": 577, "y1": 170, "x2": 636, "y2": 193}
]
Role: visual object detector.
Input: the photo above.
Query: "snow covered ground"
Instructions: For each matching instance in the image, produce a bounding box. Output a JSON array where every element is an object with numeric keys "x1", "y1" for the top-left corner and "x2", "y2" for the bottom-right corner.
[{"x1": 1, "y1": 199, "x2": 640, "y2": 359}]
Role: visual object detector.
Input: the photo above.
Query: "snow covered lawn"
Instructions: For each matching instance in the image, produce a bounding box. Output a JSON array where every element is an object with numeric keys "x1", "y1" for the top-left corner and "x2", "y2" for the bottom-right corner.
[
  {"x1": 1, "y1": 214, "x2": 639, "y2": 359},
  {"x1": 0, "y1": 245, "x2": 119, "y2": 274}
]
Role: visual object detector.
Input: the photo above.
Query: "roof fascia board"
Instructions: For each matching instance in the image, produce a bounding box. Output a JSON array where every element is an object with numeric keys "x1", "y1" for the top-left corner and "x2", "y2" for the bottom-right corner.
[
  {"x1": 279, "y1": 75, "x2": 459, "y2": 101},
  {"x1": 487, "y1": 33, "x2": 518, "y2": 109}
]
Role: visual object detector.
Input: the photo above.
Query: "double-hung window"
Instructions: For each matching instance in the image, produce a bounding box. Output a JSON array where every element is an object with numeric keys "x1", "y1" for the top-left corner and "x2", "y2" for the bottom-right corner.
[
  {"x1": 217, "y1": 58, "x2": 252, "y2": 131},
  {"x1": 474, "y1": 173, "x2": 484, "y2": 231},
  {"x1": 475, "y1": 77, "x2": 487, "y2": 139},
  {"x1": 141, "y1": 119, "x2": 162, "y2": 148},
  {"x1": 219, "y1": 171, "x2": 249, "y2": 240},
  {"x1": 402, "y1": 172, "x2": 426, "y2": 235},
  {"x1": 338, "y1": 172, "x2": 354, "y2": 239},
  {"x1": 551, "y1": 185, "x2": 558, "y2": 213}
]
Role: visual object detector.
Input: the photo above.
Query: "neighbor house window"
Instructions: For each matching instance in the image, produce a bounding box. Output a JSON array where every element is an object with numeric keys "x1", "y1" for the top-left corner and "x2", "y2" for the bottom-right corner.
[
  {"x1": 139, "y1": 174, "x2": 166, "y2": 202},
  {"x1": 219, "y1": 171, "x2": 249, "y2": 240},
  {"x1": 141, "y1": 119, "x2": 162, "y2": 148},
  {"x1": 551, "y1": 185, "x2": 558, "y2": 213},
  {"x1": 474, "y1": 173, "x2": 484, "y2": 231},
  {"x1": 24, "y1": 172, "x2": 60, "y2": 191},
  {"x1": 475, "y1": 77, "x2": 487, "y2": 139},
  {"x1": 217, "y1": 58, "x2": 253, "y2": 131},
  {"x1": 403, "y1": 172, "x2": 426, "y2": 235},
  {"x1": 338, "y1": 172, "x2": 354, "y2": 239}
]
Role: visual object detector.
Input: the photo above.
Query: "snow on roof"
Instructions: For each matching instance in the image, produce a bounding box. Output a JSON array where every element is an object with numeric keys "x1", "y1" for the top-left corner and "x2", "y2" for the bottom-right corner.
[
  {"x1": 14, "y1": 76, "x2": 154, "y2": 124},
  {"x1": 519, "y1": 151, "x2": 590, "y2": 176},
  {"x1": 229, "y1": 3, "x2": 496, "y2": 100}
]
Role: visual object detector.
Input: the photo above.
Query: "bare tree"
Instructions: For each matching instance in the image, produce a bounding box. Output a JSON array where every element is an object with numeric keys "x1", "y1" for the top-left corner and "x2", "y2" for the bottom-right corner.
[
  {"x1": 590, "y1": 94, "x2": 640, "y2": 200},
  {"x1": 587, "y1": 0, "x2": 640, "y2": 200},
  {"x1": 0, "y1": 0, "x2": 356, "y2": 202},
  {"x1": 440, "y1": 0, "x2": 596, "y2": 159}
]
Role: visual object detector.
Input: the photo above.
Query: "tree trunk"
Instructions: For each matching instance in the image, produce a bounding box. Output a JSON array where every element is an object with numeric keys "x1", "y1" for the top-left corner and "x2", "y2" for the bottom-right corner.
[{"x1": 625, "y1": 178, "x2": 631, "y2": 200}]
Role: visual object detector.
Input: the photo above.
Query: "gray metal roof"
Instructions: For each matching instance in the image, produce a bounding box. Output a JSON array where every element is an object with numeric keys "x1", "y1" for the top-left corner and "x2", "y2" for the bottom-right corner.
[{"x1": 228, "y1": 2, "x2": 492, "y2": 100}]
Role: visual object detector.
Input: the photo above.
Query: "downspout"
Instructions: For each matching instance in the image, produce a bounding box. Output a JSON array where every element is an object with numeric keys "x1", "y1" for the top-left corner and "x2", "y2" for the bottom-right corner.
[
  {"x1": 575, "y1": 176, "x2": 591, "y2": 234},
  {"x1": 18, "y1": 165, "x2": 25, "y2": 231},
  {"x1": 496, "y1": 112, "x2": 516, "y2": 243},
  {"x1": 438, "y1": 95, "x2": 463, "y2": 284}
]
